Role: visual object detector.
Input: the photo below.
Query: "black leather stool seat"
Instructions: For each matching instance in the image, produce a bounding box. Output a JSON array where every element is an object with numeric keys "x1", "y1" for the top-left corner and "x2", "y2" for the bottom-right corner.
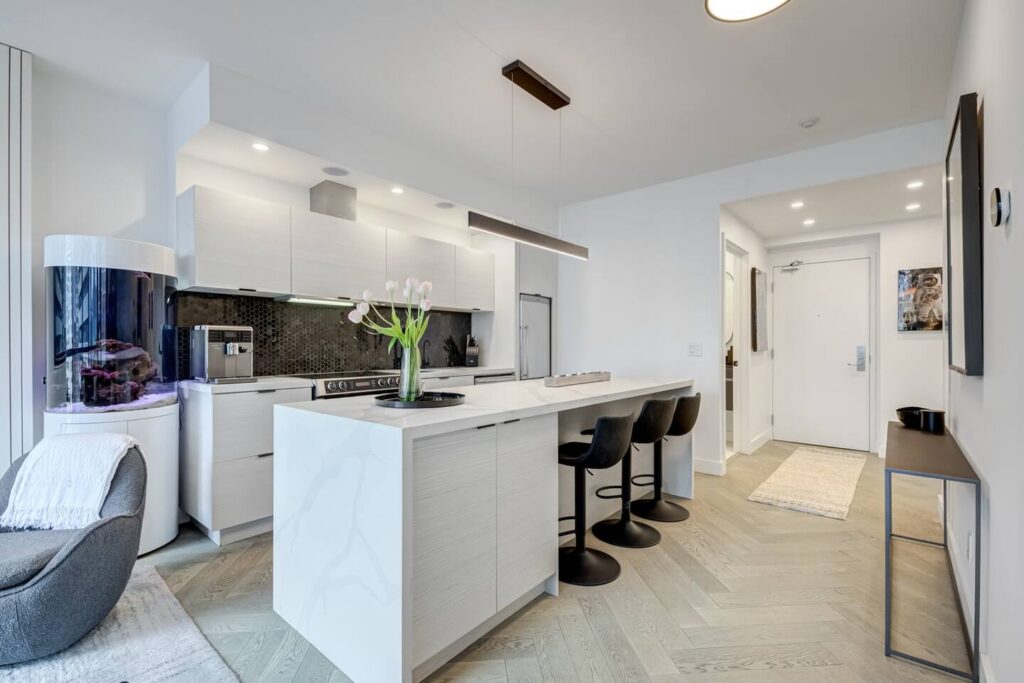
[
  {"x1": 557, "y1": 414, "x2": 633, "y2": 586},
  {"x1": 631, "y1": 392, "x2": 701, "y2": 523},
  {"x1": 591, "y1": 397, "x2": 677, "y2": 548}
]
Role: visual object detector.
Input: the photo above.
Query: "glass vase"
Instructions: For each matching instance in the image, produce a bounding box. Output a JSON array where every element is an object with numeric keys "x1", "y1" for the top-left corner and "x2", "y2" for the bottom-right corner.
[{"x1": 399, "y1": 344, "x2": 422, "y2": 402}]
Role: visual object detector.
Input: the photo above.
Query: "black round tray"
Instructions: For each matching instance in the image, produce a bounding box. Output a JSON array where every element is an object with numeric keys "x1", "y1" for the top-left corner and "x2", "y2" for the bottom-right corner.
[{"x1": 374, "y1": 392, "x2": 466, "y2": 409}]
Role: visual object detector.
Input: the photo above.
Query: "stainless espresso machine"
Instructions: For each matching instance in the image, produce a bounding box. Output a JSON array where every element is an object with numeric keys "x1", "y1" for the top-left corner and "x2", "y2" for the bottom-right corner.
[{"x1": 189, "y1": 325, "x2": 255, "y2": 383}]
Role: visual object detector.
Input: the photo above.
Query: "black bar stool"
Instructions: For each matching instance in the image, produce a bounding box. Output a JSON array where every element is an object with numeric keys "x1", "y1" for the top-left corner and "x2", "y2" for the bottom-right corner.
[
  {"x1": 591, "y1": 397, "x2": 677, "y2": 548},
  {"x1": 631, "y1": 392, "x2": 701, "y2": 522},
  {"x1": 557, "y1": 414, "x2": 634, "y2": 586}
]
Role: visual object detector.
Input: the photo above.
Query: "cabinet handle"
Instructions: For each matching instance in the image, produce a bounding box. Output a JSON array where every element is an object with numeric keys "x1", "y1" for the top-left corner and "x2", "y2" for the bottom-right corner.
[
  {"x1": 238, "y1": 287, "x2": 257, "y2": 292},
  {"x1": 257, "y1": 389, "x2": 277, "y2": 393},
  {"x1": 476, "y1": 423, "x2": 496, "y2": 430},
  {"x1": 257, "y1": 452, "x2": 273, "y2": 458},
  {"x1": 503, "y1": 418, "x2": 520, "y2": 424}
]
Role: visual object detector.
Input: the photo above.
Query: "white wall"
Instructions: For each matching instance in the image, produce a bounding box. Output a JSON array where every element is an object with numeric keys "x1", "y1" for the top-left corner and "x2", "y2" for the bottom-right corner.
[
  {"x1": 558, "y1": 120, "x2": 945, "y2": 478},
  {"x1": 721, "y1": 208, "x2": 771, "y2": 460},
  {"x1": 943, "y1": 1, "x2": 1024, "y2": 679},
  {"x1": 766, "y1": 217, "x2": 946, "y2": 455}
]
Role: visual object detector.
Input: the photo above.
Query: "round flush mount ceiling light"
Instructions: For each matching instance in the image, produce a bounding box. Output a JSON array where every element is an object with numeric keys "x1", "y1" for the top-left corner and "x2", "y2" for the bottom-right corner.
[
  {"x1": 252, "y1": 142, "x2": 270, "y2": 152},
  {"x1": 907, "y1": 180, "x2": 924, "y2": 189},
  {"x1": 706, "y1": 0, "x2": 792, "y2": 23},
  {"x1": 435, "y1": 201, "x2": 456, "y2": 209},
  {"x1": 803, "y1": 218, "x2": 816, "y2": 226},
  {"x1": 322, "y1": 166, "x2": 349, "y2": 177},
  {"x1": 790, "y1": 200, "x2": 805, "y2": 209},
  {"x1": 391, "y1": 186, "x2": 405, "y2": 195},
  {"x1": 906, "y1": 203, "x2": 921, "y2": 211},
  {"x1": 798, "y1": 116, "x2": 820, "y2": 130}
]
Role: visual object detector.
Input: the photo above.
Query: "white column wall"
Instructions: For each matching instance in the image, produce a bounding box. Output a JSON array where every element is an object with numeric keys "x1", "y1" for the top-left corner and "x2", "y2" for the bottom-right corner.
[{"x1": 1, "y1": 43, "x2": 31, "y2": 469}]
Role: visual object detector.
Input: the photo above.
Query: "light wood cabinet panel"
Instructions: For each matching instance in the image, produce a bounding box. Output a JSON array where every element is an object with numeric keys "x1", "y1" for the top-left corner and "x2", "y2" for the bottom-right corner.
[
  {"x1": 518, "y1": 243, "x2": 557, "y2": 298},
  {"x1": 455, "y1": 246, "x2": 495, "y2": 311},
  {"x1": 496, "y1": 415, "x2": 558, "y2": 610},
  {"x1": 177, "y1": 186, "x2": 292, "y2": 294},
  {"x1": 212, "y1": 453, "x2": 274, "y2": 530},
  {"x1": 385, "y1": 230, "x2": 456, "y2": 308},
  {"x1": 291, "y1": 211, "x2": 386, "y2": 300},
  {"x1": 412, "y1": 426, "x2": 497, "y2": 665},
  {"x1": 210, "y1": 388, "x2": 311, "y2": 463}
]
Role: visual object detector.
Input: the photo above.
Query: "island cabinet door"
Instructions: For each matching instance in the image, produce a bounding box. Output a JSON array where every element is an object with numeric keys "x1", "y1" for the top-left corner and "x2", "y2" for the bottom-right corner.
[
  {"x1": 496, "y1": 414, "x2": 558, "y2": 610},
  {"x1": 412, "y1": 425, "x2": 498, "y2": 666}
]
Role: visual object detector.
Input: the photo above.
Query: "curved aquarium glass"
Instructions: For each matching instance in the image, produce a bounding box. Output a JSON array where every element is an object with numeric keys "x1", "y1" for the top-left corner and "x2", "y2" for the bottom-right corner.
[{"x1": 46, "y1": 265, "x2": 178, "y2": 414}]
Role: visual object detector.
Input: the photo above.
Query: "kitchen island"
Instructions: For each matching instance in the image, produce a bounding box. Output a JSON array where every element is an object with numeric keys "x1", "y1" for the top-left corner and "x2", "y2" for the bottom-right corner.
[{"x1": 273, "y1": 376, "x2": 694, "y2": 683}]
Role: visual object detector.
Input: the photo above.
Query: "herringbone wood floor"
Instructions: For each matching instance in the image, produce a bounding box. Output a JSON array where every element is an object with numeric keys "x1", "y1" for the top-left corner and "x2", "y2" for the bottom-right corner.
[{"x1": 142, "y1": 441, "x2": 967, "y2": 682}]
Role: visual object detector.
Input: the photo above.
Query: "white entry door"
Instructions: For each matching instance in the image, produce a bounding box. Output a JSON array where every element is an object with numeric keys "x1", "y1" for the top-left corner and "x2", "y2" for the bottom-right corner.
[{"x1": 772, "y1": 258, "x2": 871, "y2": 451}]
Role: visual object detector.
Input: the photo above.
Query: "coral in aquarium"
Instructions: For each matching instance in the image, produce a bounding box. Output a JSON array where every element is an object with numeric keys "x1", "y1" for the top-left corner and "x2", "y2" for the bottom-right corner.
[{"x1": 77, "y1": 339, "x2": 158, "y2": 406}]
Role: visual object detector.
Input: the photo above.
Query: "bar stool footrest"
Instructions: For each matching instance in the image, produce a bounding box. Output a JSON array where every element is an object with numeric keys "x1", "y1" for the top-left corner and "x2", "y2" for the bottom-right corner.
[
  {"x1": 595, "y1": 485, "x2": 623, "y2": 500},
  {"x1": 630, "y1": 474, "x2": 656, "y2": 487}
]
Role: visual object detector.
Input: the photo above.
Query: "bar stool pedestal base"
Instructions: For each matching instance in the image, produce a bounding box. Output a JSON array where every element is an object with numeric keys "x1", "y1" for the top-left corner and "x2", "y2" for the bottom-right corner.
[
  {"x1": 558, "y1": 547, "x2": 621, "y2": 586},
  {"x1": 631, "y1": 498, "x2": 690, "y2": 522},
  {"x1": 592, "y1": 518, "x2": 661, "y2": 548}
]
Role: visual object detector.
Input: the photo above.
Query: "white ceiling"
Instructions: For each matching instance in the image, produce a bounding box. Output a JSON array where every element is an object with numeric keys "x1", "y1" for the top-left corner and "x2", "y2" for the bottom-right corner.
[
  {"x1": 180, "y1": 124, "x2": 471, "y2": 229},
  {"x1": 725, "y1": 163, "x2": 943, "y2": 239},
  {"x1": 2, "y1": 0, "x2": 963, "y2": 206}
]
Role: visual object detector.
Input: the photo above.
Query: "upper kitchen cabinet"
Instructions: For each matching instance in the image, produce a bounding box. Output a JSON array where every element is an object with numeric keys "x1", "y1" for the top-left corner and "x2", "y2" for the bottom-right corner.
[
  {"x1": 386, "y1": 230, "x2": 456, "y2": 308},
  {"x1": 292, "y1": 211, "x2": 387, "y2": 300},
  {"x1": 177, "y1": 186, "x2": 292, "y2": 295},
  {"x1": 455, "y1": 246, "x2": 495, "y2": 311},
  {"x1": 517, "y1": 243, "x2": 556, "y2": 299}
]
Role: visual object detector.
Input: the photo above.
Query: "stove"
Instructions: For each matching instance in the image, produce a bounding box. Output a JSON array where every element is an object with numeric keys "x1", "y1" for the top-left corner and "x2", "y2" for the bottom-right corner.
[{"x1": 291, "y1": 371, "x2": 400, "y2": 399}]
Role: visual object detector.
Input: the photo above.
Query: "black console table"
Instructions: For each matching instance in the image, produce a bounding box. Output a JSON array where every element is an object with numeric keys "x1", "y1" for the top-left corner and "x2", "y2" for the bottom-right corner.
[{"x1": 884, "y1": 421, "x2": 981, "y2": 681}]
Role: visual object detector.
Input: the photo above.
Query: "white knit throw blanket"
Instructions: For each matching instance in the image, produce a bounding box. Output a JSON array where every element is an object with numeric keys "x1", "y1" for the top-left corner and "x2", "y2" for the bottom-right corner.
[{"x1": 0, "y1": 433, "x2": 139, "y2": 530}]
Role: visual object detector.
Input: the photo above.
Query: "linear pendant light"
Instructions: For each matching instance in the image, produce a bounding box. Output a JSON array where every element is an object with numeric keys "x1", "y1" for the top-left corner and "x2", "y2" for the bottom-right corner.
[{"x1": 468, "y1": 211, "x2": 588, "y2": 260}]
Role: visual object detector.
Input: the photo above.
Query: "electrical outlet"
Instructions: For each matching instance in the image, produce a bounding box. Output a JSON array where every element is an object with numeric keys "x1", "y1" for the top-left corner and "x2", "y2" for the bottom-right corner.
[{"x1": 688, "y1": 343, "x2": 703, "y2": 357}]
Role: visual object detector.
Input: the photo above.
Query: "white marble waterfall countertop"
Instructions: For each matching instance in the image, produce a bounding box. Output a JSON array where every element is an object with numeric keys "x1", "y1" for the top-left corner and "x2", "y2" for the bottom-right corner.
[{"x1": 275, "y1": 376, "x2": 693, "y2": 439}]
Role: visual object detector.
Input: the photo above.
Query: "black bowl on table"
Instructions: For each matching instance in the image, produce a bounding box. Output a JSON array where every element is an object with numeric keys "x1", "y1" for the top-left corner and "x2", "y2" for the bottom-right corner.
[{"x1": 896, "y1": 407, "x2": 923, "y2": 429}]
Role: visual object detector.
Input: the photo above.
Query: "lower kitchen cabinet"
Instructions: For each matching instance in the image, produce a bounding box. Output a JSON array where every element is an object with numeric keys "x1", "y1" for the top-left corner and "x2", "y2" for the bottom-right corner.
[
  {"x1": 179, "y1": 381, "x2": 312, "y2": 545},
  {"x1": 411, "y1": 414, "x2": 557, "y2": 666}
]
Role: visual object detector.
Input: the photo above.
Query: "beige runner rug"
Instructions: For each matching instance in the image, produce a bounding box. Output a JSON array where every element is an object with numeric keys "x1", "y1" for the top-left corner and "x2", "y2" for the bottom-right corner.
[{"x1": 748, "y1": 445, "x2": 866, "y2": 520}]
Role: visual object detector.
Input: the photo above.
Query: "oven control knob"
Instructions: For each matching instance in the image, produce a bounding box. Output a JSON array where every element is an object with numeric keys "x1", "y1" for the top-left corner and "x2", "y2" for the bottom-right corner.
[
  {"x1": 338, "y1": 381, "x2": 347, "y2": 392},
  {"x1": 326, "y1": 381, "x2": 337, "y2": 391}
]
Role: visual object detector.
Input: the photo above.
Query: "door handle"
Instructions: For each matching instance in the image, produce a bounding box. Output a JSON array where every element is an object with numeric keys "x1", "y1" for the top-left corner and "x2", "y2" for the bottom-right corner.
[{"x1": 520, "y1": 325, "x2": 529, "y2": 378}]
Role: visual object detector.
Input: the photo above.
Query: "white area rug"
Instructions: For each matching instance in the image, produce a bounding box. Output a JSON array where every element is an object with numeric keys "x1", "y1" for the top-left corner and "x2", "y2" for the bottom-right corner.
[
  {"x1": 0, "y1": 565, "x2": 237, "y2": 682},
  {"x1": 748, "y1": 446, "x2": 867, "y2": 520}
]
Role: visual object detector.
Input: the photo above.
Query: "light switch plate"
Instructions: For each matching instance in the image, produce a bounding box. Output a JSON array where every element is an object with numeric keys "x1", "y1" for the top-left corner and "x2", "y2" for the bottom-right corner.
[{"x1": 688, "y1": 343, "x2": 703, "y2": 357}]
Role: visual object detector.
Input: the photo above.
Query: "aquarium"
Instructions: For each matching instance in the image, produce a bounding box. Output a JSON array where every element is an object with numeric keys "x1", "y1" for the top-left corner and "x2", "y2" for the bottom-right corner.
[{"x1": 46, "y1": 265, "x2": 178, "y2": 414}]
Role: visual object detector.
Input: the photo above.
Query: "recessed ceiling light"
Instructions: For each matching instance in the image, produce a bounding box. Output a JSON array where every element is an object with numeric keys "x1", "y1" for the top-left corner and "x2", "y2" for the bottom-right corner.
[
  {"x1": 322, "y1": 166, "x2": 349, "y2": 177},
  {"x1": 391, "y1": 186, "x2": 405, "y2": 195},
  {"x1": 790, "y1": 200, "x2": 805, "y2": 209},
  {"x1": 906, "y1": 203, "x2": 921, "y2": 211},
  {"x1": 798, "y1": 116, "x2": 820, "y2": 129},
  {"x1": 947, "y1": 175, "x2": 955, "y2": 182},
  {"x1": 907, "y1": 180, "x2": 924, "y2": 189},
  {"x1": 252, "y1": 142, "x2": 270, "y2": 152},
  {"x1": 706, "y1": 0, "x2": 791, "y2": 22},
  {"x1": 803, "y1": 218, "x2": 816, "y2": 226},
  {"x1": 435, "y1": 201, "x2": 455, "y2": 209}
]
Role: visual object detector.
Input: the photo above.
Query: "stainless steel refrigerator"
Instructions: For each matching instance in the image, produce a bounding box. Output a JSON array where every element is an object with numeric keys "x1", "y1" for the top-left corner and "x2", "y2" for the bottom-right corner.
[{"x1": 519, "y1": 294, "x2": 551, "y2": 379}]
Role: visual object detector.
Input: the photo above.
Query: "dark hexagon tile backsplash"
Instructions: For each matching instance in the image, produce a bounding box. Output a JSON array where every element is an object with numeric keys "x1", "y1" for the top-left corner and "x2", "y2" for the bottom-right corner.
[{"x1": 172, "y1": 292, "x2": 472, "y2": 378}]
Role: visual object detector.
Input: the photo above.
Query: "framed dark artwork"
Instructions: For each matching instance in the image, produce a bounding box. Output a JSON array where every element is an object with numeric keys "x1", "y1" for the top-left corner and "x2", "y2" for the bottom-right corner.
[
  {"x1": 897, "y1": 268, "x2": 943, "y2": 331},
  {"x1": 751, "y1": 267, "x2": 768, "y2": 351},
  {"x1": 945, "y1": 92, "x2": 983, "y2": 375}
]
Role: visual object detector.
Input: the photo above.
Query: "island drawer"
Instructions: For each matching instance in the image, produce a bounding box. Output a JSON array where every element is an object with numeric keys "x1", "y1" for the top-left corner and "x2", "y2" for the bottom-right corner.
[{"x1": 211, "y1": 387, "x2": 311, "y2": 462}]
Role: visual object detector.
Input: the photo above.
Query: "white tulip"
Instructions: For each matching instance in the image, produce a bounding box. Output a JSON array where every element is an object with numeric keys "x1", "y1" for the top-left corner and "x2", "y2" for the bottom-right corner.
[
  {"x1": 362, "y1": 289, "x2": 374, "y2": 302},
  {"x1": 402, "y1": 287, "x2": 411, "y2": 299},
  {"x1": 421, "y1": 299, "x2": 432, "y2": 311},
  {"x1": 405, "y1": 277, "x2": 419, "y2": 291},
  {"x1": 357, "y1": 301, "x2": 370, "y2": 315},
  {"x1": 347, "y1": 309, "x2": 364, "y2": 324},
  {"x1": 419, "y1": 280, "x2": 433, "y2": 295},
  {"x1": 384, "y1": 280, "x2": 398, "y2": 293}
]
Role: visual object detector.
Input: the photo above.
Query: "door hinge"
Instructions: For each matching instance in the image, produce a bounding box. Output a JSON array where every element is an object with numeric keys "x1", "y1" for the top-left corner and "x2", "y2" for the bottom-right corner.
[
  {"x1": 770, "y1": 414, "x2": 774, "y2": 425},
  {"x1": 770, "y1": 348, "x2": 774, "y2": 359},
  {"x1": 770, "y1": 281, "x2": 774, "y2": 293}
]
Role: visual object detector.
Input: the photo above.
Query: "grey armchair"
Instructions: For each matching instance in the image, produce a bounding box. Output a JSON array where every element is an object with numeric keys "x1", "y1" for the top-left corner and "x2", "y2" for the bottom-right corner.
[{"x1": 0, "y1": 447, "x2": 146, "y2": 665}]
